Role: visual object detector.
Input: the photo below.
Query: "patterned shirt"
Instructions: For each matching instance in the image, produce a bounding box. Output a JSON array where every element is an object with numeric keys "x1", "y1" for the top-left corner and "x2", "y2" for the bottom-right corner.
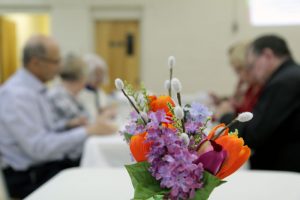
[{"x1": 48, "y1": 85, "x2": 89, "y2": 130}]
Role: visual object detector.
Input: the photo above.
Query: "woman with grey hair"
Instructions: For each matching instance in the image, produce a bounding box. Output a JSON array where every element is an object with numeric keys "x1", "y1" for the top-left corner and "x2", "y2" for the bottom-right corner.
[
  {"x1": 48, "y1": 53, "x2": 89, "y2": 130},
  {"x1": 79, "y1": 53, "x2": 110, "y2": 122},
  {"x1": 84, "y1": 53, "x2": 108, "y2": 88}
]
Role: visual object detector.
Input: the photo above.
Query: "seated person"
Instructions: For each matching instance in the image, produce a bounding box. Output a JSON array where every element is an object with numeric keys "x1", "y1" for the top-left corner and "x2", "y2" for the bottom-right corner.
[
  {"x1": 79, "y1": 54, "x2": 110, "y2": 122},
  {"x1": 214, "y1": 41, "x2": 262, "y2": 121},
  {"x1": 233, "y1": 35, "x2": 300, "y2": 172},
  {"x1": 0, "y1": 35, "x2": 117, "y2": 199},
  {"x1": 48, "y1": 53, "x2": 89, "y2": 130}
]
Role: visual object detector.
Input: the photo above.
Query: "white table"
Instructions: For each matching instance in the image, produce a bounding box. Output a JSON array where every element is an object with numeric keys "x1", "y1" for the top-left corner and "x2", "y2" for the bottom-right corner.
[
  {"x1": 80, "y1": 135, "x2": 134, "y2": 168},
  {"x1": 25, "y1": 168, "x2": 300, "y2": 200}
]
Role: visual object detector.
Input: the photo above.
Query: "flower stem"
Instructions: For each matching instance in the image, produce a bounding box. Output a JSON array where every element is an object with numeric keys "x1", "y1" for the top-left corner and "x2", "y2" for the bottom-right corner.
[
  {"x1": 177, "y1": 92, "x2": 182, "y2": 106},
  {"x1": 176, "y1": 92, "x2": 185, "y2": 132},
  {"x1": 181, "y1": 119, "x2": 185, "y2": 132},
  {"x1": 121, "y1": 89, "x2": 146, "y2": 125},
  {"x1": 212, "y1": 119, "x2": 237, "y2": 140},
  {"x1": 169, "y1": 68, "x2": 173, "y2": 97}
]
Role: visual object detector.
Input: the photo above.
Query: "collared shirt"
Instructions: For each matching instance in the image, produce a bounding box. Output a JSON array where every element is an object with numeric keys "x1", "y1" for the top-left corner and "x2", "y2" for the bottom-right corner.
[{"x1": 0, "y1": 68, "x2": 87, "y2": 170}]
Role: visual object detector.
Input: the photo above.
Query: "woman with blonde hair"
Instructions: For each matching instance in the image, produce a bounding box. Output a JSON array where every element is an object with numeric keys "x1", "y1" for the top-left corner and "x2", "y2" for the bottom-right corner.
[
  {"x1": 228, "y1": 41, "x2": 262, "y2": 113},
  {"x1": 215, "y1": 40, "x2": 262, "y2": 120}
]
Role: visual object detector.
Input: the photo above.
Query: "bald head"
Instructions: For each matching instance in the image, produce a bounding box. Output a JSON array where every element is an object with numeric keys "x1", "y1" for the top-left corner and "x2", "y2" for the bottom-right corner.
[
  {"x1": 23, "y1": 35, "x2": 58, "y2": 67},
  {"x1": 22, "y1": 35, "x2": 61, "y2": 82}
]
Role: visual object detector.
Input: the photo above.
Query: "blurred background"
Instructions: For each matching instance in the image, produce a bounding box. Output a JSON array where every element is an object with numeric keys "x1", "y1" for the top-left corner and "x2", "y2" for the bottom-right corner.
[
  {"x1": 1, "y1": 0, "x2": 299, "y2": 96},
  {"x1": 1, "y1": 1, "x2": 300, "y2": 199}
]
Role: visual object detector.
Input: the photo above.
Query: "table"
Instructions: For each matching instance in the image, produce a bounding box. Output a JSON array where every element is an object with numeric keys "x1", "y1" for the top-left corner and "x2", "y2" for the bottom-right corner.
[
  {"x1": 80, "y1": 135, "x2": 134, "y2": 168},
  {"x1": 25, "y1": 168, "x2": 300, "y2": 200},
  {"x1": 25, "y1": 168, "x2": 132, "y2": 200}
]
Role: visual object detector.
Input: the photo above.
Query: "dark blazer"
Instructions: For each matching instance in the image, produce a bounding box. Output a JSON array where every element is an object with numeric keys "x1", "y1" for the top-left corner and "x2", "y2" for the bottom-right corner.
[{"x1": 223, "y1": 59, "x2": 300, "y2": 172}]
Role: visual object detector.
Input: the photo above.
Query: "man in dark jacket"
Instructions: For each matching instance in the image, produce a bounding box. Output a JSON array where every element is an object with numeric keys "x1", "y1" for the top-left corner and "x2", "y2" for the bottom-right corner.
[{"x1": 237, "y1": 35, "x2": 300, "y2": 172}]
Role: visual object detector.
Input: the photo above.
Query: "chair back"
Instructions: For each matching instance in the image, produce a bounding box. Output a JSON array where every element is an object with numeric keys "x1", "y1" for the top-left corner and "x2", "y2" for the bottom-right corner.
[{"x1": 0, "y1": 158, "x2": 9, "y2": 200}]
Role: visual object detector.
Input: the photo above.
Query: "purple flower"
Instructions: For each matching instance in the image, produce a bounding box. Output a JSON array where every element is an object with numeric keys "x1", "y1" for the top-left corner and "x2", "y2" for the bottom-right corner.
[
  {"x1": 123, "y1": 99, "x2": 215, "y2": 199},
  {"x1": 147, "y1": 110, "x2": 170, "y2": 128},
  {"x1": 130, "y1": 111, "x2": 139, "y2": 121},
  {"x1": 124, "y1": 123, "x2": 137, "y2": 135},
  {"x1": 120, "y1": 111, "x2": 147, "y2": 137},
  {"x1": 123, "y1": 123, "x2": 145, "y2": 135},
  {"x1": 185, "y1": 121, "x2": 201, "y2": 134},
  {"x1": 188, "y1": 102, "x2": 212, "y2": 124},
  {"x1": 147, "y1": 126, "x2": 204, "y2": 200}
]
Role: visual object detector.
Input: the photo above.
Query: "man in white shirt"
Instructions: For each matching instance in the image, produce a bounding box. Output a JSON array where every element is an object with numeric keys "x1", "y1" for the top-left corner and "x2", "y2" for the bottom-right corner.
[{"x1": 0, "y1": 35, "x2": 117, "y2": 198}]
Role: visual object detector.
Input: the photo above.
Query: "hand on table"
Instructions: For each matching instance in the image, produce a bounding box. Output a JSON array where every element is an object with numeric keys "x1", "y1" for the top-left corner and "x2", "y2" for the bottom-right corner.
[
  {"x1": 66, "y1": 116, "x2": 88, "y2": 129},
  {"x1": 86, "y1": 108, "x2": 118, "y2": 136}
]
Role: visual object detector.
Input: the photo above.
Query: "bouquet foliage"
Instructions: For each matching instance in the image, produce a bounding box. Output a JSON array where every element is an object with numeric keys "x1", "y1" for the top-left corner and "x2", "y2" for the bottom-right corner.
[{"x1": 116, "y1": 56, "x2": 252, "y2": 200}]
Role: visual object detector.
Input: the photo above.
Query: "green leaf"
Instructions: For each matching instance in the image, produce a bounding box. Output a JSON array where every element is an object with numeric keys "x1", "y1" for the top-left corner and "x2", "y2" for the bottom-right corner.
[
  {"x1": 140, "y1": 83, "x2": 149, "y2": 112},
  {"x1": 126, "y1": 163, "x2": 224, "y2": 200},
  {"x1": 134, "y1": 184, "x2": 158, "y2": 199},
  {"x1": 135, "y1": 185, "x2": 167, "y2": 199},
  {"x1": 146, "y1": 194, "x2": 164, "y2": 200},
  {"x1": 125, "y1": 162, "x2": 160, "y2": 189},
  {"x1": 124, "y1": 133, "x2": 133, "y2": 143},
  {"x1": 137, "y1": 118, "x2": 145, "y2": 125},
  {"x1": 167, "y1": 102, "x2": 175, "y2": 115},
  {"x1": 125, "y1": 162, "x2": 168, "y2": 200},
  {"x1": 229, "y1": 129, "x2": 239, "y2": 135},
  {"x1": 192, "y1": 171, "x2": 226, "y2": 200}
]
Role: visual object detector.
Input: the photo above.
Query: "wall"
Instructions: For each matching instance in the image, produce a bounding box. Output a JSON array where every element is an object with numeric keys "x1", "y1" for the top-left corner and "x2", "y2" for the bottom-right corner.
[
  {"x1": 1, "y1": 0, "x2": 300, "y2": 96},
  {"x1": 142, "y1": 0, "x2": 234, "y2": 95}
]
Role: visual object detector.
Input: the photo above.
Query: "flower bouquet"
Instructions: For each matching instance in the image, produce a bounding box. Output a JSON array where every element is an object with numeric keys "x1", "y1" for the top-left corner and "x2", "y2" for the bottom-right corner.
[{"x1": 115, "y1": 56, "x2": 252, "y2": 200}]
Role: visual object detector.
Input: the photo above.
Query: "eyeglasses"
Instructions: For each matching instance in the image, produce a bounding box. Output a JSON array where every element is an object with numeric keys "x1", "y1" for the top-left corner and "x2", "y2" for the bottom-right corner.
[{"x1": 39, "y1": 56, "x2": 61, "y2": 65}]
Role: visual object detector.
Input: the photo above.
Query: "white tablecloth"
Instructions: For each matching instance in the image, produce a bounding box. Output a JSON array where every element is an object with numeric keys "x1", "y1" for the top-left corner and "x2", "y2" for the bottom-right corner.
[
  {"x1": 25, "y1": 168, "x2": 300, "y2": 200},
  {"x1": 80, "y1": 135, "x2": 133, "y2": 168}
]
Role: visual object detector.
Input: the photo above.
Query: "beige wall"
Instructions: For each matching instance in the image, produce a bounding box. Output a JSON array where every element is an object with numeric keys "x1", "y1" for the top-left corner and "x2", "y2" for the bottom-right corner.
[
  {"x1": 142, "y1": 0, "x2": 234, "y2": 95},
  {"x1": 1, "y1": 0, "x2": 300, "y2": 96}
]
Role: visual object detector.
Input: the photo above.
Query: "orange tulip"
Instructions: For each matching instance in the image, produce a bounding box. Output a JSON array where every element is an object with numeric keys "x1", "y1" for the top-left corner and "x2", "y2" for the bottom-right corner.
[
  {"x1": 148, "y1": 95, "x2": 175, "y2": 116},
  {"x1": 207, "y1": 123, "x2": 229, "y2": 140},
  {"x1": 148, "y1": 95, "x2": 157, "y2": 104},
  {"x1": 130, "y1": 132, "x2": 152, "y2": 162},
  {"x1": 161, "y1": 122, "x2": 176, "y2": 130},
  {"x1": 208, "y1": 124, "x2": 251, "y2": 179}
]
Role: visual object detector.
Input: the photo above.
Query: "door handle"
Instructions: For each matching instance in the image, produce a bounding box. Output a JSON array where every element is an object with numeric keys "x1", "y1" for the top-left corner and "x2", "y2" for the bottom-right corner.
[{"x1": 126, "y1": 33, "x2": 134, "y2": 56}]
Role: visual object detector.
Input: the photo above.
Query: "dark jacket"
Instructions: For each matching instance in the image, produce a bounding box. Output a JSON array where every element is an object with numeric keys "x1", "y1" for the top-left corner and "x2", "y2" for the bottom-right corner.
[{"x1": 223, "y1": 59, "x2": 300, "y2": 172}]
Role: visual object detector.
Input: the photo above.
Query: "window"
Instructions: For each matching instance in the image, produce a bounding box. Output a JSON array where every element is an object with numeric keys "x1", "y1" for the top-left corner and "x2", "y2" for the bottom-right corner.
[{"x1": 249, "y1": 0, "x2": 300, "y2": 26}]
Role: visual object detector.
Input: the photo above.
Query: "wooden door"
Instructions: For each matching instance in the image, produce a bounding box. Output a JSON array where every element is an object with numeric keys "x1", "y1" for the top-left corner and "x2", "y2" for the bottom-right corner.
[
  {"x1": 94, "y1": 20, "x2": 140, "y2": 92},
  {"x1": 0, "y1": 17, "x2": 17, "y2": 84}
]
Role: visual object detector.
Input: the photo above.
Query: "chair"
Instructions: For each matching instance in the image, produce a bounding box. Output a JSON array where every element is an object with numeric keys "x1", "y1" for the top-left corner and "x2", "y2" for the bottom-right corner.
[{"x1": 0, "y1": 168, "x2": 9, "y2": 200}]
